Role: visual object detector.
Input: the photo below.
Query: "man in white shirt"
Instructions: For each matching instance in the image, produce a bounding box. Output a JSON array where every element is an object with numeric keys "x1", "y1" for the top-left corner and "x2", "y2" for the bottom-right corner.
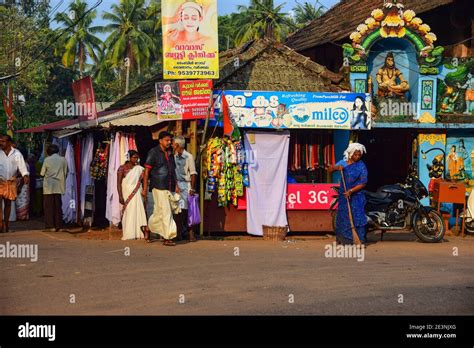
[
  {"x1": 0, "y1": 135, "x2": 29, "y2": 233},
  {"x1": 172, "y1": 135, "x2": 198, "y2": 242},
  {"x1": 41, "y1": 144, "x2": 68, "y2": 232}
]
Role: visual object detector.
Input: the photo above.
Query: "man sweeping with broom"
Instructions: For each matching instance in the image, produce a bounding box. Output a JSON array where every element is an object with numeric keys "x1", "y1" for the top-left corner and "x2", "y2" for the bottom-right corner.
[{"x1": 329, "y1": 143, "x2": 368, "y2": 245}]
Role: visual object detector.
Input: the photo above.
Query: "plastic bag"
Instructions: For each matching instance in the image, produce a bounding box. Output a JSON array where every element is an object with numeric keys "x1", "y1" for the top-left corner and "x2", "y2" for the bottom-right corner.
[{"x1": 188, "y1": 194, "x2": 201, "y2": 227}]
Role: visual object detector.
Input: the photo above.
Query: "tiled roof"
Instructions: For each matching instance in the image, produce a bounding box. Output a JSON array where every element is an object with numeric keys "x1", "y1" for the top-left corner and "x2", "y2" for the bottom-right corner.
[
  {"x1": 286, "y1": 0, "x2": 454, "y2": 51},
  {"x1": 108, "y1": 39, "x2": 349, "y2": 110}
]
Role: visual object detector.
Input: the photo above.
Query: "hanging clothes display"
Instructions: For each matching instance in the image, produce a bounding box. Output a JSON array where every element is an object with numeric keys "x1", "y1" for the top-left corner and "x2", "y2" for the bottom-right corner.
[
  {"x1": 288, "y1": 130, "x2": 335, "y2": 183},
  {"x1": 38, "y1": 139, "x2": 46, "y2": 163},
  {"x1": 62, "y1": 140, "x2": 77, "y2": 223},
  {"x1": 106, "y1": 132, "x2": 122, "y2": 226},
  {"x1": 245, "y1": 131, "x2": 290, "y2": 236},
  {"x1": 119, "y1": 133, "x2": 127, "y2": 167},
  {"x1": 15, "y1": 159, "x2": 30, "y2": 221},
  {"x1": 127, "y1": 134, "x2": 138, "y2": 152},
  {"x1": 80, "y1": 134, "x2": 94, "y2": 218},
  {"x1": 204, "y1": 137, "x2": 248, "y2": 207},
  {"x1": 90, "y1": 143, "x2": 109, "y2": 180},
  {"x1": 74, "y1": 137, "x2": 82, "y2": 221}
]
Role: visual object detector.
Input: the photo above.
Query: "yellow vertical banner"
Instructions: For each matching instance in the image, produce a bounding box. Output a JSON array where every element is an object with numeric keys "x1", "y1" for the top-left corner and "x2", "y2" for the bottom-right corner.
[{"x1": 162, "y1": 0, "x2": 219, "y2": 80}]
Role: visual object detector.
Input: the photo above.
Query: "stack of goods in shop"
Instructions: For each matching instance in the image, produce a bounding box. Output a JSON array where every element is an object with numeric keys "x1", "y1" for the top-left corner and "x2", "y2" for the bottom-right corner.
[
  {"x1": 90, "y1": 144, "x2": 109, "y2": 180},
  {"x1": 288, "y1": 131, "x2": 335, "y2": 183},
  {"x1": 205, "y1": 137, "x2": 249, "y2": 207}
]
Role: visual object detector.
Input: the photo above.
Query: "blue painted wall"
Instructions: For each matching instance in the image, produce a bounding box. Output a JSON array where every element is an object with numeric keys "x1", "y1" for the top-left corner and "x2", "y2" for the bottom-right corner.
[{"x1": 332, "y1": 130, "x2": 351, "y2": 183}]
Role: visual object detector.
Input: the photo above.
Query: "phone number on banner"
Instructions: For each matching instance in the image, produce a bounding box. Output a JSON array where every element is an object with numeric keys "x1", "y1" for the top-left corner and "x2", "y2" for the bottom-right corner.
[{"x1": 177, "y1": 70, "x2": 216, "y2": 77}]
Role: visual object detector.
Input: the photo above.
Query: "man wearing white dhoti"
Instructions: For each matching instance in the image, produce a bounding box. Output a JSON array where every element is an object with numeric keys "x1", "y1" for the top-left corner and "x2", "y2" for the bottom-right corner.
[{"x1": 143, "y1": 132, "x2": 180, "y2": 246}]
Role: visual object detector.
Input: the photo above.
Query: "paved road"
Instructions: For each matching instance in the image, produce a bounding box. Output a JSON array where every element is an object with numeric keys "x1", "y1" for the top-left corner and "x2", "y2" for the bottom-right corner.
[{"x1": 1, "y1": 229, "x2": 473, "y2": 315}]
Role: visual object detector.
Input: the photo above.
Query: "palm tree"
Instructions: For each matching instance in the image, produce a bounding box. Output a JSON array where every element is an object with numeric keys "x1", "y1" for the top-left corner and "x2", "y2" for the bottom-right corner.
[
  {"x1": 144, "y1": 0, "x2": 162, "y2": 65},
  {"x1": 98, "y1": 0, "x2": 155, "y2": 94},
  {"x1": 235, "y1": 0, "x2": 296, "y2": 45},
  {"x1": 292, "y1": 0, "x2": 326, "y2": 26},
  {"x1": 54, "y1": 0, "x2": 102, "y2": 77},
  {"x1": 219, "y1": 14, "x2": 240, "y2": 51}
]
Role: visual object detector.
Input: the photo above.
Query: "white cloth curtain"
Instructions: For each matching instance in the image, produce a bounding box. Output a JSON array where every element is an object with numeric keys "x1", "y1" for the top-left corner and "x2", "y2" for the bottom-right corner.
[
  {"x1": 106, "y1": 133, "x2": 122, "y2": 226},
  {"x1": 80, "y1": 134, "x2": 94, "y2": 218},
  {"x1": 62, "y1": 140, "x2": 77, "y2": 223},
  {"x1": 244, "y1": 131, "x2": 290, "y2": 236}
]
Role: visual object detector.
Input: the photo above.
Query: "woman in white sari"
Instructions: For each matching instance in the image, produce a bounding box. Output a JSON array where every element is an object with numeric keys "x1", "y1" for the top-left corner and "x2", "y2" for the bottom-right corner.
[{"x1": 117, "y1": 150, "x2": 149, "y2": 241}]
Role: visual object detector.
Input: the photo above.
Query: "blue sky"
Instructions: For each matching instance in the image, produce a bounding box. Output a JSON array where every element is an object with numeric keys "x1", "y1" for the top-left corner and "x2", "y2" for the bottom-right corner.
[{"x1": 50, "y1": 0, "x2": 340, "y2": 28}]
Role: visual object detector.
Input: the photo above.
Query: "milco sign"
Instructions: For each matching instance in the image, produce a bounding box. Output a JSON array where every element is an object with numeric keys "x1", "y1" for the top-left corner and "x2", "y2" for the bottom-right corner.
[{"x1": 214, "y1": 90, "x2": 372, "y2": 130}]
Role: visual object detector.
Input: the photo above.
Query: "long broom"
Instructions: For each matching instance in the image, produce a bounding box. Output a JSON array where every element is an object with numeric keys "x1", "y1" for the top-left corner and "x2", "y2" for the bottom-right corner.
[{"x1": 340, "y1": 168, "x2": 362, "y2": 246}]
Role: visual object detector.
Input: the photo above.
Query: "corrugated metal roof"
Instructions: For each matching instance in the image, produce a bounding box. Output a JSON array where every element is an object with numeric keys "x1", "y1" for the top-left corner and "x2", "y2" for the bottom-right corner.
[
  {"x1": 102, "y1": 111, "x2": 162, "y2": 128},
  {"x1": 16, "y1": 118, "x2": 79, "y2": 133}
]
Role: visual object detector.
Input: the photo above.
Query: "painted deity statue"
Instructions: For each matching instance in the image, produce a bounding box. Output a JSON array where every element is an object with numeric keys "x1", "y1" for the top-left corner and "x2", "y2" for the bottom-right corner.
[
  {"x1": 457, "y1": 73, "x2": 474, "y2": 114},
  {"x1": 376, "y1": 52, "x2": 410, "y2": 99}
]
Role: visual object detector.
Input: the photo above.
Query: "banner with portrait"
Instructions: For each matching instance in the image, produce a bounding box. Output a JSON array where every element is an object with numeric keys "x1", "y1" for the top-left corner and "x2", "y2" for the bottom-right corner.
[
  {"x1": 156, "y1": 80, "x2": 213, "y2": 121},
  {"x1": 162, "y1": 0, "x2": 219, "y2": 80},
  {"x1": 213, "y1": 91, "x2": 372, "y2": 130}
]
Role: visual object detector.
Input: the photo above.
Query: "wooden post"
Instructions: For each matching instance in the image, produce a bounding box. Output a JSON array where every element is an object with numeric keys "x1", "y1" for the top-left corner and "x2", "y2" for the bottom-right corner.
[
  {"x1": 189, "y1": 120, "x2": 197, "y2": 158},
  {"x1": 200, "y1": 154, "x2": 205, "y2": 238},
  {"x1": 176, "y1": 120, "x2": 183, "y2": 136},
  {"x1": 471, "y1": 18, "x2": 474, "y2": 57}
]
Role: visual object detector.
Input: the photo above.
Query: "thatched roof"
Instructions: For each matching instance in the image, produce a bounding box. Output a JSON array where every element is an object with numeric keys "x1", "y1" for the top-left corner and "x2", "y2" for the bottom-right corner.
[
  {"x1": 286, "y1": 0, "x2": 454, "y2": 52},
  {"x1": 108, "y1": 38, "x2": 349, "y2": 110}
]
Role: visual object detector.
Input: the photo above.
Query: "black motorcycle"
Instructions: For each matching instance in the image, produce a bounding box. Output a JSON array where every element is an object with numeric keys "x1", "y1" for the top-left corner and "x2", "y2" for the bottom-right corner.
[{"x1": 330, "y1": 174, "x2": 445, "y2": 243}]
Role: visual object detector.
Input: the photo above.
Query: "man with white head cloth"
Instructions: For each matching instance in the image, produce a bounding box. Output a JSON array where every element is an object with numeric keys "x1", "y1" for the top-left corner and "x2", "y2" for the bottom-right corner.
[
  {"x1": 172, "y1": 135, "x2": 198, "y2": 242},
  {"x1": 329, "y1": 142, "x2": 368, "y2": 244}
]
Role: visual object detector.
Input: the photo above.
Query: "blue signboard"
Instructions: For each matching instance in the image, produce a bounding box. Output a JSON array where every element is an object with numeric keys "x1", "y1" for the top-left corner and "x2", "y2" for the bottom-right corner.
[{"x1": 213, "y1": 90, "x2": 372, "y2": 130}]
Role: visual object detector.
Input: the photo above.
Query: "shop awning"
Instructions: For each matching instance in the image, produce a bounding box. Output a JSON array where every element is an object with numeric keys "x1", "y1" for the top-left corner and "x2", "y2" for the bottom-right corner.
[
  {"x1": 16, "y1": 118, "x2": 79, "y2": 133},
  {"x1": 97, "y1": 102, "x2": 159, "y2": 128},
  {"x1": 101, "y1": 111, "x2": 161, "y2": 127}
]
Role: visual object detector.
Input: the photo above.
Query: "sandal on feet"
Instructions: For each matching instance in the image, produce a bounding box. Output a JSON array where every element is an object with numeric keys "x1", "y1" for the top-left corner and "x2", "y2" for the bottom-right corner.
[
  {"x1": 163, "y1": 240, "x2": 176, "y2": 246},
  {"x1": 140, "y1": 226, "x2": 151, "y2": 243}
]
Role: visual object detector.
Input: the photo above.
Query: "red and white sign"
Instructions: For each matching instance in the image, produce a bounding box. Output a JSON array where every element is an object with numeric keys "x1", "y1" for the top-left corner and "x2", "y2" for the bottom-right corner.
[
  {"x1": 156, "y1": 80, "x2": 213, "y2": 121},
  {"x1": 237, "y1": 184, "x2": 338, "y2": 210},
  {"x1": 72, "y1": 76, "x2": 98, "y2": 128}
]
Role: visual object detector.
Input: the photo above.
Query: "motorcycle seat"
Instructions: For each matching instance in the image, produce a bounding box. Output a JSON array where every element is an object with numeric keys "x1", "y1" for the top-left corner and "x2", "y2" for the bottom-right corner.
[{"x1": 365, "y1": 190, "x2": 389, "y2": 201}]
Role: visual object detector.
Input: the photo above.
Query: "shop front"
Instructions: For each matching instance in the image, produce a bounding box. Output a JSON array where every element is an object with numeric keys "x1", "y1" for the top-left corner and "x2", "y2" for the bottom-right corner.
[{"x1": 204, "y1": 90, "x2": 371, "y2": 233}]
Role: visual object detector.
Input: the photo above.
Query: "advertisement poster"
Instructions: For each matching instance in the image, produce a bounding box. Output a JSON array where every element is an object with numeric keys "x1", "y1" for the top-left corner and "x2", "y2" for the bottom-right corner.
[
  {"x1": 156, "y1": 80, "x2": 213, "y2": 120},
  {"x1": 238, "y1": 184, "x2": 337, "y2": 210},
  {"x1": 71, "y1": 76, "x2": 98, "y2": 128},
  {"x1": 214, "y1": 91, "x2": 372, "y2": 130},
  {"x1": 162, "y1": 0, "x2": 219, "y2": 79}
]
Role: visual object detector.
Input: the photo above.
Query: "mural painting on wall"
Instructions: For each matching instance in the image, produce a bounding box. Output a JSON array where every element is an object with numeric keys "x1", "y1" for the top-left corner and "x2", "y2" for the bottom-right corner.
[
  {"x1": 446, "y1": 137, "x2": 473, "y2": 190},
  {"x1": 420, "y1": 135, "x2": 474, "y2": 198},
  {"x1": 437, "y1": 58, "x2": 474, "y2": 116},
  {"x1": 344, "y1": 0, "x2": 443, "y2": 122},
  {"x1": 419, "y1": 134, "x2": 446, "y2": 201}
]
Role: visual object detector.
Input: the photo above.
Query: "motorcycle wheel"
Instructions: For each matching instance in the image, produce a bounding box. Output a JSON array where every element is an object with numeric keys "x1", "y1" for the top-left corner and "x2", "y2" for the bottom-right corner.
[
  {"x1": 465, "y1": 220, "x2": 474, "y2": 235},
  {"x1": 413, "y1": 210, "x2": 445, "y2": 243}
]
